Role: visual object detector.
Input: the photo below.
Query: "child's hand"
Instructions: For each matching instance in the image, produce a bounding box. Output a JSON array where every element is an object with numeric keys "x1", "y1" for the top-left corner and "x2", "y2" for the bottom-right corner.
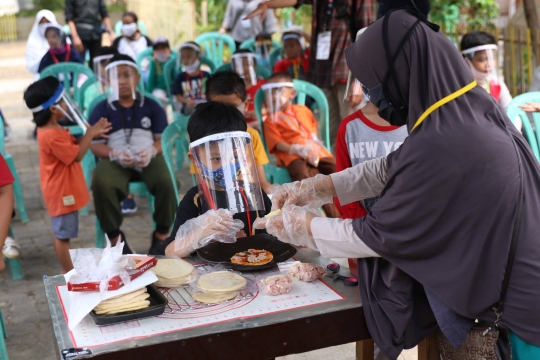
[
  {"x1": 289, "y1": 143, "x2": 314, "y2": 159},
  {"x1": 519, "y1": 102, "x2": 540, "y2": 113},
  {"x1": 134, "y1": 146, "x2": 157, "y2": 169},
  {"x1": 88, "y1": 118, "x2": 112, "y2": 139},
  {"x1": 186, "y1": 99, "x2": 197, "y2": 108},
  {"x1": 110, "y1": 150, "x2": 135, "y2": 168}
]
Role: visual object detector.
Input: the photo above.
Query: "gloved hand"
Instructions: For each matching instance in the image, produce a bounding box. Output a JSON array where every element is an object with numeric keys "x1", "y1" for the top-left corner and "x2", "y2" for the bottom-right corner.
[
  {"x1": 109, "y1": 150, "x2": 135, "y2": 168},
  {"x1": 289, "y1": 142, "x2": 320, "y2": 167},
  {"x1": 271, "y1": 174, "x2": 335, "y2": 211},
  {"x1": 135, "y1": 146, "x2": 157, "y2": 170},
  {"x1": 174, "y1": 209, "x2": 245, "y2": 254},
  {"x1": 253, "y1": 204, "x2": 320, "y2": 250}
]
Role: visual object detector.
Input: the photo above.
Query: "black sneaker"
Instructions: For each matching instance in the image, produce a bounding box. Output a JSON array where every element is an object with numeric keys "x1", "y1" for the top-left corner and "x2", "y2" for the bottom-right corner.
[
  {"x1": 148, "y1": 231, "x2": 168, "y2": 256},
  {"x1": 118, "y1": 231, "x2": 133, "y2": 254}
]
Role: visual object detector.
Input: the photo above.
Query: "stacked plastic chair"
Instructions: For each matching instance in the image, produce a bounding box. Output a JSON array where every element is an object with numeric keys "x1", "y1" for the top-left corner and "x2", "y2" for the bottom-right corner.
[
  {"x1": 506, "y1": 92, "x2": 540, "y2": 161},
  {"x1": 195, "y1": 32, "x2": 236, "y2": 68}
]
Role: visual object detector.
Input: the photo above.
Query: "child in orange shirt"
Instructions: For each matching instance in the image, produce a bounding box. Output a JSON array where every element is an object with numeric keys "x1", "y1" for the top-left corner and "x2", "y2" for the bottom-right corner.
[
  {"x1": 24, "y1": 76, "x2": 110, "y2": 273},
  {"x1": 262, "y1": 72, "x2": 339, "y2": 218}
]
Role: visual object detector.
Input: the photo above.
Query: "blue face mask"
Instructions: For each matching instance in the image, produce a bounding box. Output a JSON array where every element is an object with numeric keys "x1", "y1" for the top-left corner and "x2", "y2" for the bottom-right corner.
[{"x1": 198, "y1": 161, "x2": 243, "y2": 188}]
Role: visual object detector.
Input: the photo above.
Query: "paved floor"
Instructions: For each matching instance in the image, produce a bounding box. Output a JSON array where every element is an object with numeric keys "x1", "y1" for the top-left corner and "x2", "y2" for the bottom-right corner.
[{"x1": 0, "y1": 40, "x2": 417, "y2": 360}]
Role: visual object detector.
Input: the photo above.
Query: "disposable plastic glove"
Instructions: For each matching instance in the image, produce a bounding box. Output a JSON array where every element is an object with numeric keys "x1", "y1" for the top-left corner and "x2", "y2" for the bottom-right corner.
[
  {"x1": 271, "y1": 174, "x2": 335, "y2": 211},
  {"x1": 253, "y1": 204, "x2": 319, "y2": 250},
  {"x1": 174, "y1": 209, "x2": 245, "y2": 254},
  {"x1": 289, "y1": 142, "x2": 320, "y2": 167},
  {"x1": 109, "y1": 149, "x2": 135, "y2": 168},
  {"x1": 135, "y1": 146, "x2": 157, "y2": 170}
]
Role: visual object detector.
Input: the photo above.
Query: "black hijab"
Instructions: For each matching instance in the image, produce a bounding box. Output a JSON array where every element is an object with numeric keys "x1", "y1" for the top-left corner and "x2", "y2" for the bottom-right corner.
[{"x1": 345, "y1": 9, "x2": 540, "y2": 358}]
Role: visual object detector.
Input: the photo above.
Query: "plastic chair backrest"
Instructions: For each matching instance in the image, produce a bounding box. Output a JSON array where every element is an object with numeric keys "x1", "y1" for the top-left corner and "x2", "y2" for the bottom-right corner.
[
  {"x1": 161, "y1": 121, "x2": 182, "y2": 203},
  {"x1": 85, "y1": 91, "x2": 164, "y2": 119},
  {"x1": 269, "y1": 47, "x2": 283, "y2": 68},
  {"x1": 40, "y1": 63, "x2": 96, "y2": 107},
  {"x1": 200, "y1": 55, "x2": 216, "y2": 73},
  {"x1": 239, "y1": 38, "x2": 281, "y2": 52},
  {"x1": 215, "y1": 63, "x2": 271, "y2": 80},
  {"x1": 506, "y1": 92, "x2": 540, "y2": 161},
  {"x1": 255, "y1": 79, "x2": 330, "y2": 153},
  {"x1": 195, "y1": 32, "x2": 236, "y2": 68},
  {"x1": 114, "y1": 20, "x2": 148, "y2": 36}
]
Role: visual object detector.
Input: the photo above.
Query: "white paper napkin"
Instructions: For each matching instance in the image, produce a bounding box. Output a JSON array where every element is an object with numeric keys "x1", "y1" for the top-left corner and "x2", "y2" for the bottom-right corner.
[{"x1": 64, "y1": 270, "x2": 158, "y2": 330}]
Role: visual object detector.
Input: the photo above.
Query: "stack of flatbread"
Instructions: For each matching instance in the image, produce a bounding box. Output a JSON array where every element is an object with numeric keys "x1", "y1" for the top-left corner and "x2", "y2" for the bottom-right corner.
[
  {"x1": 152, "y1": 258, "x2": 195, "y2": 288},
  {"x1": 93, "y1": 287, "x2": 150, "y2": 315},
  {"x1": 192, "y1": 271, "x2": 247, "y2": 304}
]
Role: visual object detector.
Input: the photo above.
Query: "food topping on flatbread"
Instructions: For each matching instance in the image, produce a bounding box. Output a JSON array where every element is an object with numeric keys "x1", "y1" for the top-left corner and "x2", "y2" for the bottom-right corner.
[{"x1": 230, "y1": 249, "x2": 273, "y2": 266}]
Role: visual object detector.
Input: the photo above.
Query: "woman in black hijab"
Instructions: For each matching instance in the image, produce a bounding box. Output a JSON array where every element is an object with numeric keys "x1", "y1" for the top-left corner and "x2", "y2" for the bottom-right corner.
[{"x1": 256, "y1": 7, "x2": 540, "y2": 359}]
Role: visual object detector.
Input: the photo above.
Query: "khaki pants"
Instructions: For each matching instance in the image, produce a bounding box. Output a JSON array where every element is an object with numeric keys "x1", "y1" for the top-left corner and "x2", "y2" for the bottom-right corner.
[{"x1": 286, "y1": 157, "x2": 341, "y2": 218}]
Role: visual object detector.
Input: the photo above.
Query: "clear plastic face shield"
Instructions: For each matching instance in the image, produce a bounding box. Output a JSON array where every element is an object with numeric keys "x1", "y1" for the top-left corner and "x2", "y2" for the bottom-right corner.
[
  {"x1": 44, "y1": 24, "x2": 65, "y2": 50},
  {"x1": 29, "y1": 84, "x2": 90, "y2": 130},
  {"x1": 261, "y1": 82, "x2": 295, "y2": 123},
  {"x1": 255, "y1": 38, "x2": 273, "y2": 66},
  {"x1": 462, "y1": 44, "x2": 499, "y2": 85},
  {"x1": 344, "y1": 27, "x2": 368, "y2": 102},
  {"x1": 178, "y1": 43, "x2": 201, "y2": 73},
  {"x1": 105, "y1": 61, "x2": 140, "y2": 103},
  {"x1": 231, "y1": 53, "x2": 258, "y2": 88},
  {"x1": 190, "y1": 131, "x2": 265, "y2": 214},
  {"x1": 93, "y1": 54, "x2": 114, "y2": 94}
]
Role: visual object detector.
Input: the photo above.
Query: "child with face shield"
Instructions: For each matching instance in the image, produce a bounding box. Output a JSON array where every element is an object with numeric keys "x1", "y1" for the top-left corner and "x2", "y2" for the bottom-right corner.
[
  {"x1": 164, "y1": 102, "x2": 273, "y2": 258},
  {"x1": 273, "y1": 31, "x2": 310, "y2": 81},
  {"x1": 461, "y1": 31, "x2": 512, "y2": 110},
  {"x1": 23, "y1": 76, "x2": 111, "y2": 273},
  {"x1": 147, "y1": 37, "x2": 174, "y2": 108},
  {"x1": 262, "y1": 73, "x2": 340, "y2": 218},
  {"x1": 37, "y1": 24, "x2": 84, "y2": 74},
  {"x1": 172, "y1": 42, "x2": 211, "y2": 115},
  {"x1": 254, "y1": 33, "x2": 273, "y2": 70},
  {"x1": 231, "y1": 49, "x2": 266, "y2": 127}
]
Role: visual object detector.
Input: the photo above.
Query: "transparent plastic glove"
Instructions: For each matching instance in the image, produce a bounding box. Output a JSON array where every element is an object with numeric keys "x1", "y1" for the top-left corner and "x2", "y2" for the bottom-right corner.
[
  {"x1": 135, "y1": 146, "x2": 157, "y2": 170},
  {"x1": 289, "y1": 143, "x2": 314, "y2": 159},
  {"x1": 174, "y1": 209, "x2": 245, "y2": 254},
  {"x1": 253, "y1": 204, "x2": 319, "y2": 250},
  {"x1": 109, "y1": 149, "x2": 135, "y2": 168},
  {"x1": 271, "y1": 174, "x2": 335, "y2": 211}
]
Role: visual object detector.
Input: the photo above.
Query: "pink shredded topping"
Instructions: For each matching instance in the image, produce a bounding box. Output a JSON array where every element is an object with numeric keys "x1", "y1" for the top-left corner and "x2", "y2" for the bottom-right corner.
[
  {"x1": 262, "y1": 275, "x2": 293, "y2": 295},
  {"x1": 288, "y1": 263, "x2": 326, "y2": 282}
]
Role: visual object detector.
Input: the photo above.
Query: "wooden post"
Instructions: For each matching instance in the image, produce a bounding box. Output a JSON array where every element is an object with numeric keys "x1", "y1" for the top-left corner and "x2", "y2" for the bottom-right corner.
[
  {"x1": 523, "y1": 0, "x2": 540, "y2": 64},
  {"x1": 355, "y1": 339, "x2": 374, "y2": 360},
  {"x1": 201, "y1": 0, "x2": 208, "y2": 28},
  {"x1": 418, "y1": 331, "x2": 440, "y2": 360}
]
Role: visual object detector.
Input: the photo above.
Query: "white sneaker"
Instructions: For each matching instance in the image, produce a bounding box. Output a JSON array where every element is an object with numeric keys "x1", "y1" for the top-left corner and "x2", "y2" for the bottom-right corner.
[{"x1": 2, "y1": 237, "x2": 20, "y2": 259}]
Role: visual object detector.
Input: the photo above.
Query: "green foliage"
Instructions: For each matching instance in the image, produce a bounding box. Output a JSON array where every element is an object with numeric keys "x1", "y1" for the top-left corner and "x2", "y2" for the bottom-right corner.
[
  {"x1": 193, "y1": 0, "x2": 227, "y2": 33},
  {"x1": 430, "y1": 0, "x2": 499, "y2": 34},
  {"x1": 33, "y1": 0, "x2": 64, "y2": 12}
]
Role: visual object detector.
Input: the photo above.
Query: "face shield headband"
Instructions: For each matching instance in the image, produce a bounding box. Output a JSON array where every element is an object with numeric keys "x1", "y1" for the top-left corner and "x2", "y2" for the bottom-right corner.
[{"x1": 29, "y1": 84, "x2": 64, "y2": 113}]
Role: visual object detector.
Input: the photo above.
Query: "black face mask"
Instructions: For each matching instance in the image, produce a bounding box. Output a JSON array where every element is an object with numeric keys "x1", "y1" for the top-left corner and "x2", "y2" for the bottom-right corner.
[{"x1": 371, "y1": 4, "x2": 439, "y2": 126}]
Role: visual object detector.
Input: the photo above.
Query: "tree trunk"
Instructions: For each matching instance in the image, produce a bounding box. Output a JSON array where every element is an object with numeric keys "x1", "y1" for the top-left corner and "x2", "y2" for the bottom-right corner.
[{"x1": 523, "y1": 0, "x2": 540, "y2": 64}]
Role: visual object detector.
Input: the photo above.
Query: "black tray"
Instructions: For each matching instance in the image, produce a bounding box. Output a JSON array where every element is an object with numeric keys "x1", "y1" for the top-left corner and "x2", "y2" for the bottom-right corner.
[
  {"x1": 196, "y1": 234, "x2": 297, "y2": 271},
  {"x1": 90, "y1": 284, "x2": 168, "y2": 326}
]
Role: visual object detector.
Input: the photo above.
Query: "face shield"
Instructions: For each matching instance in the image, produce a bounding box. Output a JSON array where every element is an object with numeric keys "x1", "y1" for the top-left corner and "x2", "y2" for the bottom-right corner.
[
  {"x1": 93, "y1": 54, "x2": 114, "y2": 94},
  {"x1": 344, "y1": 27, "x2": 368, "y2": 102},
  {"x1": 462, "y1": 44, "x2": 499, "y2": 85},
  {"x1": 231, "y1": 53, "x2": 258, "y2": 88},
  {"x1": 255, "y1": 39, "x2": 273, "y2": 68},
  {"x1": 178, "y1": 43, "x2": 201, "y2": 73},
  {"x1": 190, "y1": 131, "x2": 265, "y2": 214},
  {"x1": 44, "y1": 24, "x2": 66, "y2": 50},
  {"x1": 261, "y1": 82, "x2": 295, "y2": 123},
  {"x1": 29, "y1": 84, "x2": 89, "y2": 130},
  {"x1": 105, "y1": 60, "x2": 139, "y2": 103}
]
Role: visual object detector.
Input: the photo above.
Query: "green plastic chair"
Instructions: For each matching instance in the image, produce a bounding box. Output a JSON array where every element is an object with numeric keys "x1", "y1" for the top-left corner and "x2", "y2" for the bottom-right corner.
[
  {"x1": 4, "y1": 227, "x2": 23, "y2": 281},
  {"x1": 40, "y1": 63, "x2": 96, "y2": 108},
  {"x1": 114, "y1": 20, "x2": 148, "y2": 36},
  {"x1": 269, "y1": 47, "x2": 283, "y2": 69},
  {"x1": 161, "y1": 121, "x2": 184, "y2": 205},
  {"x1": 0, "y1": 115, "x2": 28, "y2": 223},
  {"x1": 85, "y1": 92, "x2": 161, "y2": 248},
  {"x1": 0, "y1": 308, "x2": 8, "y2": 360},
  {"x1": 506, "y1": 92, "x2": 540, "y2": 161},
  {"x1": 215, "y1": 63, "x2": 271, "y2": 80},
  {"x1": 239, "y1": 38, "x2": 281, "y2": 52},
  {"x1": 254, "y1": 79, "x2": 330, "y2": 185},
  {"x1": 195, "y1": 32, "x2": 236, "y2": 68}
]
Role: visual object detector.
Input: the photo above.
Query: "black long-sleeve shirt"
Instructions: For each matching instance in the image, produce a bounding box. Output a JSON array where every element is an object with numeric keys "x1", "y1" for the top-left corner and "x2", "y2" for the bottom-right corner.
[{"x1": 65, "y1": 0, "x2": 109, "y2": 40}]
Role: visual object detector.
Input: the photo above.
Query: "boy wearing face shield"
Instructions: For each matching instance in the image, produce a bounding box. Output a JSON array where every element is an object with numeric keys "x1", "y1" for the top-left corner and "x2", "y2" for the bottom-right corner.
[
  {"x1": 172, "y1": 42, "x2": 210, "y2": 115},
  {"x1": 38, "y1": 24, "x2": 84, "y2": 74},
  {"x1": 147, "y1": 37, "x2": 174, "y2": 108},
  {"x1": 164, "y1": 102, "x2": 273, "y2": 258},
  {"x1": 263, "y1": 73, "x2": 340, "y2": 218},
  {"x1": 461, "y1": 31, "x2": 512, "y2": 110},
  {"x1": 88, "y1": 54, "x2": 177, "y2": 256},
  {"x1": 24, "y1": 76, "x2": 111, "y2": 273}
]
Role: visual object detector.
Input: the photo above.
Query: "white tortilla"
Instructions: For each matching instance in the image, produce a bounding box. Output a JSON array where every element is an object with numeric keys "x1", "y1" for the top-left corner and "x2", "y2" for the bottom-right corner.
[
  {"x1": 155, "y1": 275, "x2": 192, "y2": 288},
  {"x1": 197, "y1": 271, "x2": 247, "y2": 293},
  {"x1": 265, "y1": 209, "x2": 282, "y2": 218},
  {"x1": 191, "y1": 291, "x2": 237, "y2": 304},
  {"x1": 94, "y1": 300, "x2": 150, "y2": 314},
  {"x1": 96, "y1": 302, "x2": 151, "y2": 315},
  {"x1": 105, "y1": 287, "x2": 147, "y2": 302},
  {"x1": 151, "y1": 259, "x2": 194, "y2": 279},
  {"x1": 97, "y1": 293, "x2": 150, "y2": 307}
]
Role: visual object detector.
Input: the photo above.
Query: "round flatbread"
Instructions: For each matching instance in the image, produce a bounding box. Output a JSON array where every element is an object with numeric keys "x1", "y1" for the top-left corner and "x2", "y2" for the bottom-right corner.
[
  {"x1": 152, "y1": 259, "x2": 194, "y2": 279},
  {"x1": 197, "y1": 271, "x2": 247, "y2": 293},
  {"x1": 97, "y1": 293, "x2": 150, "y2": 307},
  {"x1": 94, "y1": 300, "x2": 151, "y2": 314},
  {"x1": 97, "y1": 303, "x2": 151, "y2": 315},
  {"x1": 230, "y1": 249, "x2": 273, "y2": 266},
  {"x1": 104, "y1": 287, "x2": 147, "y2": 302},
  {"x1": 191, "y1": 291, "x2": 237, "y2": 304},
  {"x1": 155, "y1": 275, "x2": 192, "y2": 288}
]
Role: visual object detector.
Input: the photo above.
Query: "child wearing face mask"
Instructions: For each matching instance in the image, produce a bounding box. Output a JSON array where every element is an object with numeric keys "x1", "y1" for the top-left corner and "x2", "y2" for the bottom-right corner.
[
  {"x1": 147, "y1": 37, "x2": 174, "y2": 108},
  {"x1": 172, "y1": 42, "x2": 211, "y2": 115},
  {"x1": 23, "y1": 76, "x2": 111, "y2": 273},
  {"x1": 461, "y1": 31, "x2": 512, "y2": 110},
  {"x1": 38, "y1": 24, "x2": 84, "y2": 73},
  {"x1": 112, "y1": 12, "x2": 153, "y2": 62}
]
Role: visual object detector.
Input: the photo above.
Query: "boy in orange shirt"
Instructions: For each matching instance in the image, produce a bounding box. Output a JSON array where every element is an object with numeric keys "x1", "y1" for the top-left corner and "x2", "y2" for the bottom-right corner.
[
  {"x1": 24, "y1": 76, "x2": 110, "y2": 273},
  {"x1": 263, "y1": 72, "x2": 339, "y2": 217}
]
